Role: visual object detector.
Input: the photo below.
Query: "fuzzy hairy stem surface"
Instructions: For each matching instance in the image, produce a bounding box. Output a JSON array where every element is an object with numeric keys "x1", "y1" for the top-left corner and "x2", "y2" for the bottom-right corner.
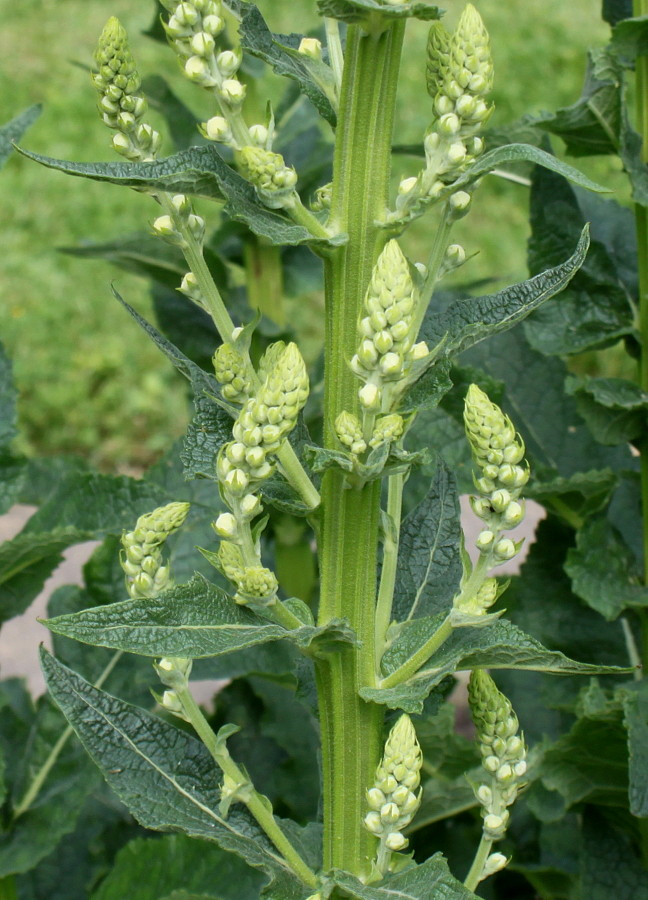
[{"x1": 315, "y1": 19, "x2": 405, "y2": 880}]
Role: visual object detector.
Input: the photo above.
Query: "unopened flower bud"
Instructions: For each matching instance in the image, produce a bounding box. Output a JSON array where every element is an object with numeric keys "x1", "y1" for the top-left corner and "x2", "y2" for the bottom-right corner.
[
  {"x1": 298, "y1": 37, "x2": 323, "y2": 60},
  {"x1": 220, "y1": 78, "x2": 246, "y2": 105},
  {"x1": 203, "y1": 115, "x2": 232, "y2": 143}
]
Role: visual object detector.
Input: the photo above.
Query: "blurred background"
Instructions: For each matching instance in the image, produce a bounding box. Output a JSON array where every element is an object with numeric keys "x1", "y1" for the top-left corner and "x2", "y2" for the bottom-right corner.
[{"x1": 0, "y1": 0, "x2": 618, "y2": 472}]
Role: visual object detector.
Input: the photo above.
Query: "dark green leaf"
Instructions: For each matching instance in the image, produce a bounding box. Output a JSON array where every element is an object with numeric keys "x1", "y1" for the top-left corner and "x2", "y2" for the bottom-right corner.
[
  {"x1": 316, "y1": 0, "x2": 442, "y2": 23},
  {"x1": 526, "y1": 168, "x2": 635, "y2": 354},
  {"x1": 0, "y1": 104, "x2": 41, "y2": 169},
  {"x1": 565, "y1": 375, "x2": 648, "y2": 445},
  {"x1": 526, "y1": 469, "x2": 618, "y2": 521},
  {"x1": 399, "y1": 360, "x2": 453, "y2": 414},
  {"x1": 393, "y1": 461, "x2": 462, "y2": 621},
  {"x1": 604, "y1": 0, "x2": 633, "y2": 26},
  {"x1": 61, "y1": 233, "x2": 188, "y2": 289},
  {"x1": 618, "y1": 681, "x2": 648, "y2": 816},
  {"x1": 0, "y1": 528, "x2": 90, "y2": 625},
  {"x1": 610, "y1": 15, "x2": 648, "y2": 62},
  {"x1": 239, "y1": 6, "x2": 336, "y2": 126},
  {"x1": 422, "y1": 227, "x2": 590, "y2": 358},
  {"x1": 364, "y1": 617, "x2": 627, "y2": 714},
  {"x1": 43, "y1": 573, "x2": 356, "y2": 657},
  {"x1": 22, "y1": 473, "x2": 166, "y2": 537},
  {"x1": 0, "y1": 340, "x2": 18, "y2": 447},
  {"x1": 17, "y1": 145, "x2": 337, "y2": 248},
  {"x1": 0, "y1": 453, "x2": 27, "y2": 517},
  {"x1": 581, "y1": 810, "x2": 648, "y2": 899},
  {"x1": 151, "y1": 283, "x2": 220, "y2": 371},
  {"x1": 565, "y1": 516, "x2": 648, "y2": 620},
  {"x1": 328, "y1": 853, "x2": 477, "y2": 898},
  {"x1": 534, "y1": 49, "x2": 622, "y2": 156},
  {"x1": 90, "y1": 834, "x2": 263, "y2": 900},
  {"x1": 40, "y1": 650, "x2": 310, "y2": 888}
]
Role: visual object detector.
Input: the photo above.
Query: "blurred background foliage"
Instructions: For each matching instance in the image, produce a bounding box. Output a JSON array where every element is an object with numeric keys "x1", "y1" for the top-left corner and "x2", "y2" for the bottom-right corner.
[{"x1": 1, "y1": 0, "x2": 617, "y2": 470}]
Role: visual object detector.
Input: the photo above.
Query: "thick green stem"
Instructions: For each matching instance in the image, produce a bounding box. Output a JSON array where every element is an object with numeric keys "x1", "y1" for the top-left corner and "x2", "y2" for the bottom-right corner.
[
  {"x1": 315, "y1": 19, "x2": 405, "y2": 879},
  {"x1": 464, "y1": 833, "x2": 493, "y2": 893},
  {"x1": 177, "y1": 686, "x2": 318, "y2": 889}
]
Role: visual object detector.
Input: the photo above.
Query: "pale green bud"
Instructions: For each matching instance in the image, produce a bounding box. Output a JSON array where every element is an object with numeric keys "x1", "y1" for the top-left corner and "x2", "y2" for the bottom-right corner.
[
  {"x1": 202, "y1": 13, "x2": 225, "y2": 36},
  {"x1": 249, "y1": 124, "x2": 270, "y2": 147},
  {"x1": 238, "y1": 147, "x2": 298, "y2": 207},
  {"x1": 335, "y1": 411, "x2": 367, "y2": 455},
  {"x1": 369, "y1": 414, "x2": 404, "y2": 449},
  {"x1": 493, "y1": 538, "x2": 516, "y2": 561},
  {"x1": 213, "y1": 343, "x2": 252, "y2": 403},
  {"x1": 213, "y1": 512, "x2": 238, "y2": 539},
  {"x1": 483, "y1": 853, "x2": 508, "y2": 877},
  {"x1": 236, "y1": 565, "x2": 278, "y2": 605},
  {"x1": 411, "y1": 341, "x2": 429, "y2": 360},
  {"x1": 190, "y1": 31, "x2": 215, "y2": 57},
  {"x1": 449, "y1": 190, "x2": 472, "y2": 215},
  {"x1": 426, "y1": 21, "x2": 451, "y2": 98},
  {"x1": 476, "y1": 530, "x2": 494, "y2": 552},
  {"x1": 203, "y1": 115, "x2": 232, "y2": 143},
  {"x1": 367, "y1": 787, "x2": 386, "y2": 810},
  {"x1": 385, "y1": 832, "x2": 408, "y2": 851},
  {"x1": 502, "y1": 500, "x2": 524, "y2": 527},
  {"x1": 161, "y1": 689, "x2": 184, "y2": 714},
  {"x1": 398, "y1": 176, "x2": 419, "y2": 196},
  {"x1": 364, "y1": 811, "x2": 382, "y2": 835},
  {"x1": 153, "y1": 215, "x2": 181, "y2": 240},
  {"x1": 438, "y1": 112, "x2": 460, "y2": 135},
  {"x1": 220, "y1": 78, "x2": 246, "y2": 105},
  {"x1": 217, "y1": 49, "x2": 242, "y2": 77},
  {"x1": 298, "y1": 37, "x2": 323, "y2": 60},
  {"x1": 445, "y1": 243, "x2": 466, "y2": 267},
  {"x1": 359, "y1": 383, "x2": 382, "y2": 411},
  {"x1": 240, "y1": 493, "x2": 262, "y2": 519},
  {"x1": 185, "y1": 55, "x2": 218, "y2": 86}
]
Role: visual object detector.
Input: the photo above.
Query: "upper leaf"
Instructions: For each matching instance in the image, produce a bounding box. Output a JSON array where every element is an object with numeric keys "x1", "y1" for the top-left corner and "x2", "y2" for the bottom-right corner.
[
  {"x1": 40, "y1": 649, "x2": 311, "y2": 890},
  {"x1": 565, "y1": 375, "x2": 648, "y2": 446},
  {"x1": 328, "y1": 853, "x2": 477, "y2": 898},
  {"x1": 0, "y1": 104, "x2": 41, "y2": 169},
  {"x1": 43, "y1": 573, "x2": 357, "y2": 657},
  {"x1": 316, "y1": 0, "x2": 442, "y2": 24},
  {"x1": 392, "y1": 460, "x2": 462, "y2": 621},
  {"x1": 17, "y1": 145, "x2": 338, "y2": 249},
  {"x1": 239, "y1": 6, "x2": 336, "y2": 126},
  {"x1": 363, "y1": 617, "x2": 628, "y2": 713}
]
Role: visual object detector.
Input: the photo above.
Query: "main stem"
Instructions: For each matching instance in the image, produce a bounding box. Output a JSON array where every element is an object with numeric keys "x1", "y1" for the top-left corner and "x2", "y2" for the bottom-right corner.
[{"x1": 315, "y1": 20, "x2": 405, "y2": 879}]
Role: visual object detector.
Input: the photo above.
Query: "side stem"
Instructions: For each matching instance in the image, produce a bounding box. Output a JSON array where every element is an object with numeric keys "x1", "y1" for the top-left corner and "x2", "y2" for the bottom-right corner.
[{"x1": 315, "y1": 19, "x2": 405, "y2": 879}]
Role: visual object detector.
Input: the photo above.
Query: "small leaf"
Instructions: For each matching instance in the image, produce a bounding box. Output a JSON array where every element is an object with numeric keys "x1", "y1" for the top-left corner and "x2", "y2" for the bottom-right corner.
[
  {"x1": 393, "y1": 461, "x2": 462, "y2": 621},
  {"x1": 328, "y1": 853, "x2": 477, "y2": 898},
  {"x1": 565, "y1": 516, "x2": 648, "y2": 620},
  {"x1": 17, "y1": 145, "x2": 337, "y2": 248},
  {"x1": 0, "y1": 104, "x2": 41, "y2": 169},
  {"x1": 363, "y1": 618, "x2": 628, "y2": 714},
  {"x1": 40, "y1": 650, "x2": 311, "y2": 888},
  {"x1": 43, "y1": 573, "x2": 357, "y2": 657},
  {"x1": 316, "y1": 0, "x2": 442, "y2": 23},
  {"x1": 565, "y1": 375, "x2": 648, "y2": 445},
  {"x1": 239, "y1": 6, "x2": 336, "y2": 125},
  {"x1": 90, "y1": 834, "x2": 263, "y2": 900}
]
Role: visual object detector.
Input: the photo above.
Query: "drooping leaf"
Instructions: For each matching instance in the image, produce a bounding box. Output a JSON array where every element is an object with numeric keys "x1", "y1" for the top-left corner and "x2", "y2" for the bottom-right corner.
[
  {"x1": 40, "y1": 650, "x2": 312, "y2": 890},
  {"x1": 17, "y1": 145, "x2": 338, "y2": 249},
  {"x1": 525, "y1": 168, "x2": 635, "y2": 355},
  {"x1": 328, "y1": 853, "x2": 477, "y2": 899},
  {"x1": 316, "y1": 0, "x2": 442, "y2": 23},
  {"x1": 565, "y1": 516, "x2": 648, "y2": 620},
  {"x1": 392, "y1": 461, "x2": 462, "y2": 621},
  {"x1": 239, "y1": 6, "x2": 336, "y2": 125},
  {"x1": 43, "y1": 574, "x2": 356, "y2": 657},
  {"x1": 565, "y1": 375, "x2": 648, "y2": 445},
  {"x1": 618, "y1": 680, "x2": 648, "y2": 816},
  {"x1": 363, "y1": 617, "x2": 627, "y2": 714},
  {"x1": 0, "y1": 104, "x2": 41, "y2": 169},
  {"x1": 421, "y1": 226, "x2": 590, "y2": 358},
  {"x1": 90, "y1": 834, "x2": 263, "y2": 900},
  {"x1": 0, "y1": 528, "x2": 90, "y2": 625}
]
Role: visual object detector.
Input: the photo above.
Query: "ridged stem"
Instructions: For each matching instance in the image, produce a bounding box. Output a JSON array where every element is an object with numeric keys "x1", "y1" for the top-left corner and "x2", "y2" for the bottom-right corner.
[{"x1": 315, "y1": 19, "x2": 405, "y2": 879}]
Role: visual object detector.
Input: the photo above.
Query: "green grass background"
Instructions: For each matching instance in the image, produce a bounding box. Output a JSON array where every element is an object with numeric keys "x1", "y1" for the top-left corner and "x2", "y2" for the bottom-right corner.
[{"x1": 1, "y1": 1, "x2": 614, "y2": 470}]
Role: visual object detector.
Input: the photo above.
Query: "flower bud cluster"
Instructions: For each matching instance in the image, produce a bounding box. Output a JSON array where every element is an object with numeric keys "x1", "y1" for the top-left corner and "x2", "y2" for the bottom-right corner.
[
  {"x1": 364, "y1": 715, "x2": 423, "y2": 864},
  {"x1": 92, "y1": 17, "x2": 161, "y2": 161},
  {"x1": 369, "y1": 414, "x2": 405, "y2": 449},
  {"x1": 350, "y1": 241, "x2": 428, "y2": 414},
  {"x1": 152, "y1": 194, "x2": 206, "y2": 248},
  {"x1": 153, "y1": 656, "x2": 193, "y2": 720},
  {"x1": 463, "y1": 384, "x2": 528, "y2": 563},
  {"x1": 335, "y1": 411, "x2": 367, "y2": 456},
  {"x1": 394, "y1": 4, "x2": 493, "y2": 221},
  {"x1": 468, "y1": 670, "x2": 527, "y2": 846},
  {"x1": 213, "y1": 342, "x2": 254, "y2": 404},
  {"x1": 238, "y1": 147, "x2": 299, "y2": 210},
  {"x1": 216, "y1": 539, "x2": 279, "y2": 606},
  {"x1": 120, "y1": 501, "x2": 190, "y2": 599}
]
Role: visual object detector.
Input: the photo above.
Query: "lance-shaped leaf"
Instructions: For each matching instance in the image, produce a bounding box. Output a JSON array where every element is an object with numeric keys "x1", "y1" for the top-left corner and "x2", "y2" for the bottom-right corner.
[
  {"x1": 317, "y1": 0, "x2": 442, "y2": 23},
  {"x1": 392, "y1": 461, "x2": 462, "y2": 621},
  {"x1": 421, "y1": 226, "x2": 590, "y2": 359},
  {"x1": 362, "y1": 617, "x2": 628, "y2": 714},
  {"x1": 565, "y1": 516, "x2": 648, "y2": 620},
  {"x1": 43, "y1": 574, "x2": 356, "y2": 657},
  {"x1": 327, "y1": 853, "x2": 477, "y2": 899},
  {"x1": 565, "y1": 375, "x2": 648, "y2": 446},
  {"x1": 0, "y1": 104, "x2": 41, "y2": 169},
  {"x1": 40, "y1": 649, "x2": 312, "y2": 890},
  {"x1": 17, "y1": 145, "x2": 338, "y2": 249},
  {"x1": 90, "y1": 834, "x2": 263, "y2": 900},
  {"x1": 239, "y1": 6, "x2": 336, "y2": 125}
]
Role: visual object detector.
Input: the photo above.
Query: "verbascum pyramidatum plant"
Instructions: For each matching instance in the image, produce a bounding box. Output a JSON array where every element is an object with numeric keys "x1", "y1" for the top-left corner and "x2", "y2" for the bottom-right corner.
[{"x1": 23, "y1": 2, "x2": 626, "y2": 898}]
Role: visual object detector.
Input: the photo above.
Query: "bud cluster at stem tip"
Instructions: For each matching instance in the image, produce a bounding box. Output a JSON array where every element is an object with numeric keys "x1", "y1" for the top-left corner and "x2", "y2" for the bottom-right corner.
[
  {"x1": 468, "y1": 669, "x2": 527, "y2": 851},
  {"x1": 364, "y1": 715, "x2": 423, "y2": 870},
  {"x1": 463, "y1": 384, "x2": 529, "y2": 563},
  {"x1": 351, "y1": 240, "x2": 428, "y2": 416},
  {"x1": 120, "y1": 501, "x2": 190, "y2": 599},
  {"x1": 92, "y1": 17, "x2": 161, "y2": 160}
]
